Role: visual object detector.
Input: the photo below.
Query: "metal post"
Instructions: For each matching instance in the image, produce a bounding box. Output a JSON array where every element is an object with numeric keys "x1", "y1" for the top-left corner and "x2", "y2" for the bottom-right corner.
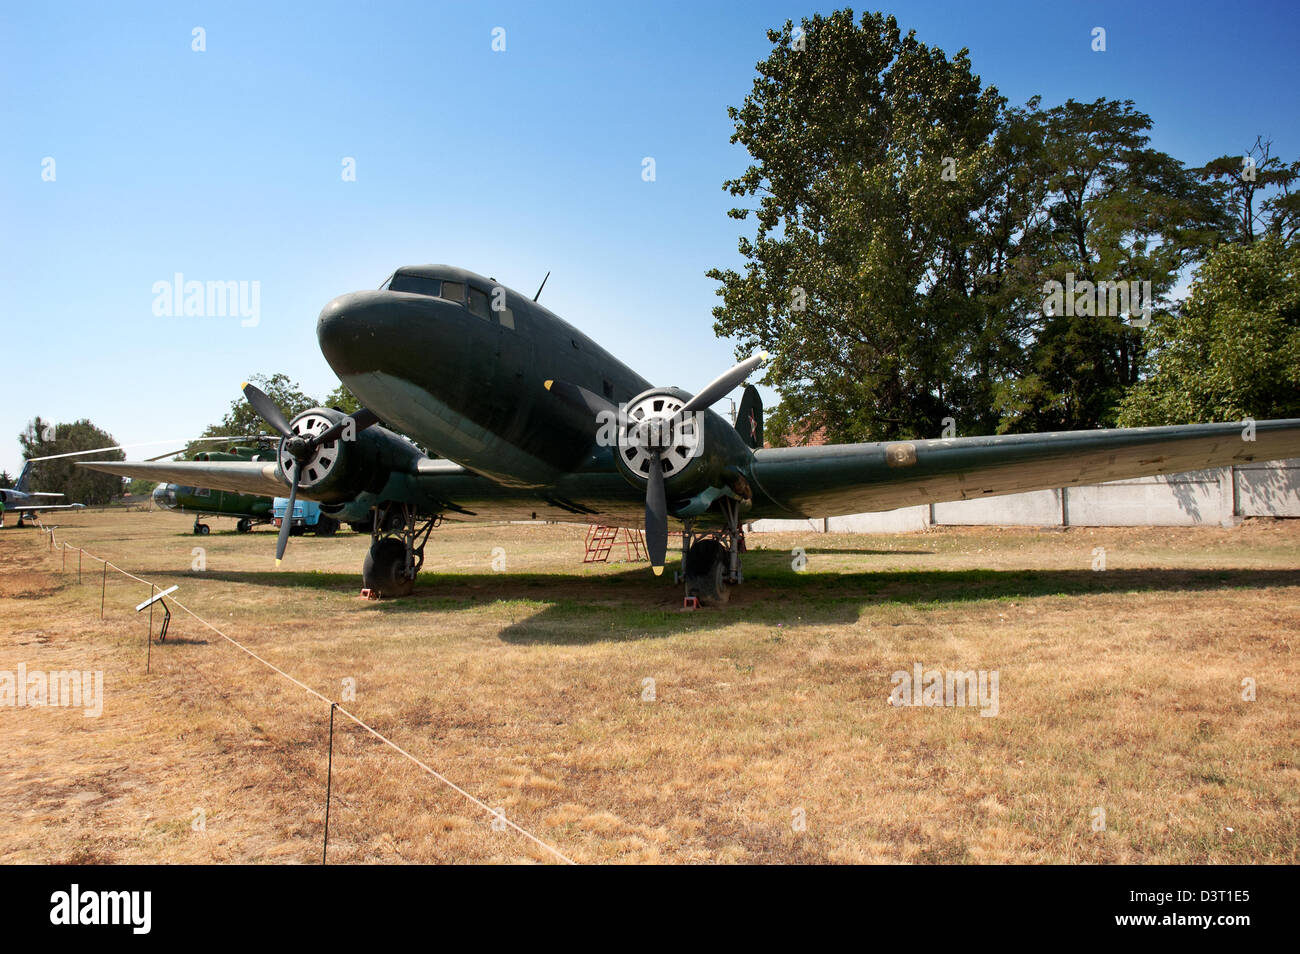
[
  {"x1": 323, "y1": 702, "x2": 338, "y2": 864},
  {"x1": 146, "y1": 585, "x2": 155, "y2": 673}
]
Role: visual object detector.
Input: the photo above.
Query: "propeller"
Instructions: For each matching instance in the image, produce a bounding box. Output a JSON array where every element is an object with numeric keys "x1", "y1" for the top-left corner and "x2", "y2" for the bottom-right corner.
[
  {"x1": 241, "y1": 382, "x2": 379, "y2": 565},
  {"x1": 544, "y1": 351, "x2": 767, "y2": 576}
]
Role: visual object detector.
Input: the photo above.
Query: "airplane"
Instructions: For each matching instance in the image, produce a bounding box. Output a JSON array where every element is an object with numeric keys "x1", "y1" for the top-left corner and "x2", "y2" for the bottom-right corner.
[
  {"x1": 82, "y1": 264, "x2": 1300, "y2": 603},
  {"x1": 0, "y1": 461, "x2": 86, "y2": 527}
]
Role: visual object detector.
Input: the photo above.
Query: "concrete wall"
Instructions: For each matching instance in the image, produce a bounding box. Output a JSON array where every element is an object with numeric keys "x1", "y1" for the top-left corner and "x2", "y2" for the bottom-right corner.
[{"x1": 749, "y1": 458, "x2": 1300, "y2": 533}]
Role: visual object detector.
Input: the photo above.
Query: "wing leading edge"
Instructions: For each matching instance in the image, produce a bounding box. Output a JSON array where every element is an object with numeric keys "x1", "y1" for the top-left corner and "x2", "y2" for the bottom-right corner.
[
  {"x1": 749, "y1": 419, "x2": 1300, "y2": 519},
  {"x1": 79, "y1": 459, "x2": 286, "y2": 498}
]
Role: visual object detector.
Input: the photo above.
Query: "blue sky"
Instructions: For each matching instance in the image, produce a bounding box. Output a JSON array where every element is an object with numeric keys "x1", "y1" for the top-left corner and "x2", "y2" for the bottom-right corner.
[{"x1": 2, "y1": 0, "x2": 1298, "y2": 476}]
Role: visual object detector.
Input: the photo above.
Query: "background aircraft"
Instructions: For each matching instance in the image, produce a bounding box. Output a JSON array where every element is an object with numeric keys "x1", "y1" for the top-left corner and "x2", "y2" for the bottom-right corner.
[
  {"x1": 84, "y1": 264, "x2": 1300, "y2": 603},
  {"x1": 0, "y1": 461, "x2": 86, "y2": 526}
]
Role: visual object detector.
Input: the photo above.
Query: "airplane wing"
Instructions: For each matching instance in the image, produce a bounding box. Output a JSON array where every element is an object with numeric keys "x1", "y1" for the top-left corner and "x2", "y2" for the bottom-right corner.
[
  {"x1": 749, "y1": 419, "x2": 1300, "y2": 518},
  {"x1": 6, "y1": 503, "x2": 85, "y2": 512},
  {"x1": 79, "y1": 459, "x2": 286, "y2": 498}
]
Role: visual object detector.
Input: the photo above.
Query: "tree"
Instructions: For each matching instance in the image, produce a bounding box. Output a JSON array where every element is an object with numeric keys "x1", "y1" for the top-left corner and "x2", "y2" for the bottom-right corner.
[
  {"x1": 707, "y1": 10, "x2": 1006, "y2": 443},
  {"x1": 324, "y1": 382, "x2": 362, "y2": 415},
  {"x1": 1195, "y1": 137, "x2": 1300, "y2": 245},
  {"x1": 1116, "y1": 237, "x2": 1300, "y2": 426},
  {"x1": 18, "y1": 417, "x2": 125, "y2": 505},
  {"x1": 707, "y1": 11, "x2": 1224, "y2": 442},
  {"x1": 992, "y1": 97, "x2": 1226, "y2": 432},
  {"x1": 183, "y1": 373, "x2": 317, "y2": 458},
  {"x1": 0, "y1": 471, "x2": 12, "y2": 489}
]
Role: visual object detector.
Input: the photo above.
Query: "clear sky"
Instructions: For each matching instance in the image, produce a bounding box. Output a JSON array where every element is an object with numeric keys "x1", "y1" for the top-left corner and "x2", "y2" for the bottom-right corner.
[{"x1": 2, "y1": 0, "x2": 1298, "y2": 476}]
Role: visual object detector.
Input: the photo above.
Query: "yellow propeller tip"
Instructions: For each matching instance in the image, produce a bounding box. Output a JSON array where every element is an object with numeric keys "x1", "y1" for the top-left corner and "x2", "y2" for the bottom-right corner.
[
  {"x1": 274, "y1": 559, "x2": 282, "y2": 567},
  {"x1": 759, "y1": 351, "x2": 769, "y2": 361},
  {"x1": 543, "y1": 379, "x2": 553, "y2": 390},
  {"x1": 651, "y1": 565, "x2": 664, "y2": 576},
  {"x1": 241, "y1": 381, "x2": 249, "y2": 389}
]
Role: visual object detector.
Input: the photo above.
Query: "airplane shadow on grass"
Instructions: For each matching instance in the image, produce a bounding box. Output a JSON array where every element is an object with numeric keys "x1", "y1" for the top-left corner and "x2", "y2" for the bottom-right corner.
[{"x1": 127, "y1": 548, "x2": 1300, "y2": 646}]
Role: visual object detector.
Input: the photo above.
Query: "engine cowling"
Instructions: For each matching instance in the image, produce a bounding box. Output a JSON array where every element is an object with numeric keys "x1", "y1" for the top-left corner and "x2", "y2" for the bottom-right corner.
[
  {"x1": 609, "y1": 387, "x2": 749, "y2": 504},
  {"x1": 276, "y1": 407, "x2": 398, "y2": 504}
]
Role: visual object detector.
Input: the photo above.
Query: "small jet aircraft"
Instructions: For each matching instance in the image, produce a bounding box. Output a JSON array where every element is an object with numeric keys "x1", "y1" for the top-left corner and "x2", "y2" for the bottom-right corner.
[
  {"x1": 84, "y1": 264, "x2": 1300, "y2": 602},
  {"x1": 0, "y1": 461, "x2": 86, "y2": 526}
]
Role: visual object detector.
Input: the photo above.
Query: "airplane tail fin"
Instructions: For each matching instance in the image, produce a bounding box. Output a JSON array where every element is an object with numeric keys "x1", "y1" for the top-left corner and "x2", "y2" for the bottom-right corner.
[
  {"x1": 14, "y1": 461, "x2": 33, "y2": 493},
  {"x1": 735, "y1": 385, "x2": 763, "y2": 449}
]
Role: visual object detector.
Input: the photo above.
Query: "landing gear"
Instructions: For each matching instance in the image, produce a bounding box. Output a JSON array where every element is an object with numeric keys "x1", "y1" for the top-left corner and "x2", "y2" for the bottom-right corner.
[
  {"x1": 236, "y1": 518, "x2": 252, "y2": 533},
  {"x1": 193, "y1": 520, "x2": 210, "y2": 535},
  {"x1": 361, "y1": 503, "x2": 438, "y2": 598},
  {"x1": 679, "y1": 498, "x2": 746, "y2": 606},
  {"x1": 314, "y1": 515, "x2": 339, "y2": 537}
]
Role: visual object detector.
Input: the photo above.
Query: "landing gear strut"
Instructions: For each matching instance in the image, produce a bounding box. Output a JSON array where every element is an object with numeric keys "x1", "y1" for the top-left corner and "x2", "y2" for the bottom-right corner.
[
  {"x1": 362, "y1": 503, "x2": 439, "y2": 598},
  {"x1": 679, "y1": 498, "x2": 745, "y2": 605}
]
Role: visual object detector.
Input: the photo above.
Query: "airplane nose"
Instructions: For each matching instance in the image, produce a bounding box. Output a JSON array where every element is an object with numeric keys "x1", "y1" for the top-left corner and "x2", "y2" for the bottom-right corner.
[{"x1": 317, "y1": 290, "x2": 399, "y2": 376}]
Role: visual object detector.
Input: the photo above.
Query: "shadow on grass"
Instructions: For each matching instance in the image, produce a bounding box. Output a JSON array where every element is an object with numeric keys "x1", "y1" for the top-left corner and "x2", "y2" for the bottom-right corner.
[{"x1": 127, "y1": 554, "x2": 1300, "y2": 646}]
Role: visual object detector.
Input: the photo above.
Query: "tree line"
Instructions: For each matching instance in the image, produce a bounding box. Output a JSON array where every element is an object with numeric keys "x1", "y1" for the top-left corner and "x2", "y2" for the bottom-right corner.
[{"x1": 707, "y1": 10, "x2": 1300, "y2": 444}]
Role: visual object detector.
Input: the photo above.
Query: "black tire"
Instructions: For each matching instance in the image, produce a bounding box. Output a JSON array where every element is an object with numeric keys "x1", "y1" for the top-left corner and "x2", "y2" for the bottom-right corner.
[
  {"x1": 315, "y1": 516, "x2": 338, "y2": 537},
  {"x1": 236, "y1": 518, "x2": 252, "y2": 533},
  {"x1": 195, "y1": 523, "x2": 210, "y2": 536},
  {"x1": 363, "y1": 537, "x2": 415, "y2": 597},
  {"x1": 684, "y1": 539, "x2": 729, "y2": 605}
]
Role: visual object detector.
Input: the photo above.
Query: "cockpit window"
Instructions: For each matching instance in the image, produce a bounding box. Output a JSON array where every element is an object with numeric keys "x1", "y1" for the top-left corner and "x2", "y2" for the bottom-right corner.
[
  {"x1": 468, "y1": 286, "x2": 490, "y2": 319},
  {"x1": 440, "y1": 281, "x2": 465, "y2": 304},
  {"x1": 389, "y1": 275, "x2": 442, "y2": 297}
]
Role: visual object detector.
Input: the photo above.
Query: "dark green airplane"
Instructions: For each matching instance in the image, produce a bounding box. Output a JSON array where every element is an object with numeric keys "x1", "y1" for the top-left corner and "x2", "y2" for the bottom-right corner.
[{"x1": 84, "y1": 264, "x2": 1300, "y2": 602}]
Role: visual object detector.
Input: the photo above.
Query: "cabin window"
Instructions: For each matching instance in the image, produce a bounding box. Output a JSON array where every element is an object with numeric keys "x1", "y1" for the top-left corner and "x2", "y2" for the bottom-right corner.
[
  {"x1": 602, "y1": 379, "x2": 614, "y2": 400},
  {"x1": 194, "y1": 487, "x2": 210, "y2": 497},
  {"x1": 388, "y1": 275, "x2": 442, "y2": 297},
  {"x1": 439, "y1": 281, "x2": 465, "y2": 304},
  {"x1": 468, "y1": 286, "x2": 490, "y2": 319},
  {"x1": 497, "y1": 306, "x2": 515, "y2": 330}
]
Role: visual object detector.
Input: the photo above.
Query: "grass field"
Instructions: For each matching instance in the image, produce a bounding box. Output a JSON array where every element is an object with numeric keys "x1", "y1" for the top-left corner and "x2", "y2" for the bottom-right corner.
[{"x1": 1, "y1": 504, "x2": 1297, "y2": 864}]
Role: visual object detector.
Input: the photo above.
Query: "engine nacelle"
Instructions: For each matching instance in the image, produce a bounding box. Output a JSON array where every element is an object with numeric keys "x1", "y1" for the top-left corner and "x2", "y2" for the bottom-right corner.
[
  {"x1": 277, "y1": 407, "x2": 412, "y2": 504},
  {"x1": 608, "y1": 388, "x2": 749, "y2": 503}
]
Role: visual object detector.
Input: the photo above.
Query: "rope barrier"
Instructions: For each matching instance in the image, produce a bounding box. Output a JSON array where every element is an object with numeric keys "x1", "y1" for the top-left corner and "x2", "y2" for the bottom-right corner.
[{"x1": 31, "y1": 520, "x2": 576, "y2": 865}]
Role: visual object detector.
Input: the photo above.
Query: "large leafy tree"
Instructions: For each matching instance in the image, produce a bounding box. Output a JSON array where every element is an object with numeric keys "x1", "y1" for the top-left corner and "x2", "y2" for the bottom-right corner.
[
  {"x1": 709, "y1": 10, "x2": 1225, "y2": 442},
  {"x1": 182, "y1": 373, "x2": 316, "y2": 458},
  {"x1": 18, "y1": 417, "x2": 125, "y2": 505},
  {"x1": 708, "y1": 10, "x2": 1005, "y2": 444},
  {"x1": 992, "y1": 98, "x2": 1226, "y2": 432},
  {"x1": 1116, "y1": 237, "x2": 1300, "y2": 426}
]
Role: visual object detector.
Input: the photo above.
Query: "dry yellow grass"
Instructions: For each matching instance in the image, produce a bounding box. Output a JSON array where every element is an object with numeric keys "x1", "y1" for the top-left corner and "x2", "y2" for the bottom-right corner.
[{"x1": 1, "y1": 504, "x2": 1297, "y2": 864}]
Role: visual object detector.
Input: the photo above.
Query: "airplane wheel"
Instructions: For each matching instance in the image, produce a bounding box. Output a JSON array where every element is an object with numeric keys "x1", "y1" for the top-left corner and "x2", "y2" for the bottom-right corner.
[
  {"x1": 363, "y1": 537, "x2": 415, "y2": 597},
  {"x1": 382, "y1": 511, "x2": 406, "y2": 533},
  {"x1": 684, "y1": 539, "x2": 729, "y2": 605},
  {"x1": 236, "y1": 518, "x2": 252, "y2": 533},
  {"x1": 195, "y1": 523, "x2": 210, "y2": 535}
]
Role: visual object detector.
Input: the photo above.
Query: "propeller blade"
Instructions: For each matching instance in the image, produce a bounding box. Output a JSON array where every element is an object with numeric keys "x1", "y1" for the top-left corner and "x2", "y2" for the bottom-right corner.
[
  {"x1": 242, "y1": 382, "x2": 294, "y2": 438},
  {"x1": 310, "y1": 407, "x2": 380, "y2": 448},
  {"x1": 679, "y1": 352, "x2": 768, "y2": 416},
  {"x1": 275, "y1": 468, "x2": 300, "y2": 565},
  {"x1": 543, "y1": 378, "x2": 617, "y2": 420},
  {"x1": 645, "y1": 451, "x2": 668, "y2": 575}
]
